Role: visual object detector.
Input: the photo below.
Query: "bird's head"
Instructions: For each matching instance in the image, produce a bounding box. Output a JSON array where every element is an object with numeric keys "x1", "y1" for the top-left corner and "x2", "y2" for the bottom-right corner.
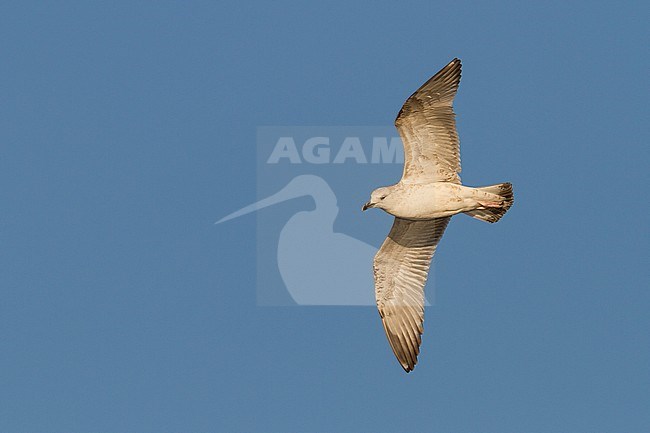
[{"x1": 362, "y1": 186, "x2": 394, "y2": 212}]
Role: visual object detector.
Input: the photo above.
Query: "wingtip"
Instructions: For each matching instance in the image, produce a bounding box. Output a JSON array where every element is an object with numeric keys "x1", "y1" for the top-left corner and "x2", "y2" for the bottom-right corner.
[
  {"x1": 448, "y1": 57, "x2": 462, "y2": 72},
  {"x1": 397, "y1": 351, "x2": 418, "y2": 372},
  {"x1": 401, "y1": 364, "x2": 415, "y2": 373},
  {"x1": 450, "y1": 57, "x2": 462, "y2": 73}
]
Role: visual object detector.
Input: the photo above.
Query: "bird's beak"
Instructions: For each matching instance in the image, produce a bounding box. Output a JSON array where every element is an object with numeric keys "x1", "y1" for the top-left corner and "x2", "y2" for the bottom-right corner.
[{"x1": 362, "y1": 201, "x2": 373, "y2": 211}]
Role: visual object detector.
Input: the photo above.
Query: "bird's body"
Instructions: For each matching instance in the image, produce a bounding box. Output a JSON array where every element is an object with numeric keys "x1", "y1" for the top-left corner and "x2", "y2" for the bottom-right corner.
[
  {"x1": 364, "y1": 58, "x2": 514, "y2": 372},
  {"x1": 369, "y1": 181, "x2": 511, "y2": 220}
]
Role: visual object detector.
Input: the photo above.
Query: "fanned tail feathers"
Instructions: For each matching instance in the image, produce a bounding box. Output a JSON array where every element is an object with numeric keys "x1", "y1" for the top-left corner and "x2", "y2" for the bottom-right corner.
[{"x1": 464, "y1": 182, "x2": 514, "y2": 223}]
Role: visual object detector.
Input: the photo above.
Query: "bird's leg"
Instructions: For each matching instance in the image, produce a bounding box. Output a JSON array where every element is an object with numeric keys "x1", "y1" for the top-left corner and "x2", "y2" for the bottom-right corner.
[{"x1": 477, "y1": 201, "x2": 505, "y2": 208}]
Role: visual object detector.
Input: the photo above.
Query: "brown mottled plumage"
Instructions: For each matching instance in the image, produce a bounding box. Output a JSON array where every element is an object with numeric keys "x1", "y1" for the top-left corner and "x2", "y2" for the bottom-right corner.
[{"x1": 363, "y1": 59, "x2": 514, "y2": 372}]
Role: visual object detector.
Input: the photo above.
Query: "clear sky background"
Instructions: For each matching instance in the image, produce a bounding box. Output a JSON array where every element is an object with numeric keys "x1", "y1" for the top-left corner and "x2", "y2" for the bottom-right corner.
[{"x1": 1, "y1": 1, "x2": 649, "y2": 432}]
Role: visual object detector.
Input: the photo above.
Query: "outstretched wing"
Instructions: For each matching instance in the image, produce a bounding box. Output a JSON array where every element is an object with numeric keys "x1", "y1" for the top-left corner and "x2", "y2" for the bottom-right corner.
[
  {"x1": 395, "y1": 58, "x2": 462, "y2": 184},
  {"x1": 373, "y1": 217, "x2": 450, "y2": 372}
]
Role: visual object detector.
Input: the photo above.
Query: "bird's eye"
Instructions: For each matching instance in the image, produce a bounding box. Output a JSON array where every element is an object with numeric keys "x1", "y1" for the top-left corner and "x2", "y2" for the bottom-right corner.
[{"x1": 380, "y1": 196, "x2": 387, "y2": 200}]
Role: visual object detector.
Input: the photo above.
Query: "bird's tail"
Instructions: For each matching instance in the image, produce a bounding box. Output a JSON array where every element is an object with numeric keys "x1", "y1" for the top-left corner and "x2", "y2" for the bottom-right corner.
[{"x1": 463, "y1": 182, "x2": 514, "y2": 223}]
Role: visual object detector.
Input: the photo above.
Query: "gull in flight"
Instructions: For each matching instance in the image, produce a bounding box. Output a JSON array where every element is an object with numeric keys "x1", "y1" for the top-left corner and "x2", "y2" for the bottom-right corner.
[{"x1": 362, "y1": 58, "x2": 514, "y2": 372}]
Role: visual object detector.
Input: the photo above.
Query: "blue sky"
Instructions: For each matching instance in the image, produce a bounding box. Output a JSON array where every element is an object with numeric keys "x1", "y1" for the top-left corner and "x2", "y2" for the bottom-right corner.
[{"x1": 1, "y1": 1, "x2": 649, "y2": 432}]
